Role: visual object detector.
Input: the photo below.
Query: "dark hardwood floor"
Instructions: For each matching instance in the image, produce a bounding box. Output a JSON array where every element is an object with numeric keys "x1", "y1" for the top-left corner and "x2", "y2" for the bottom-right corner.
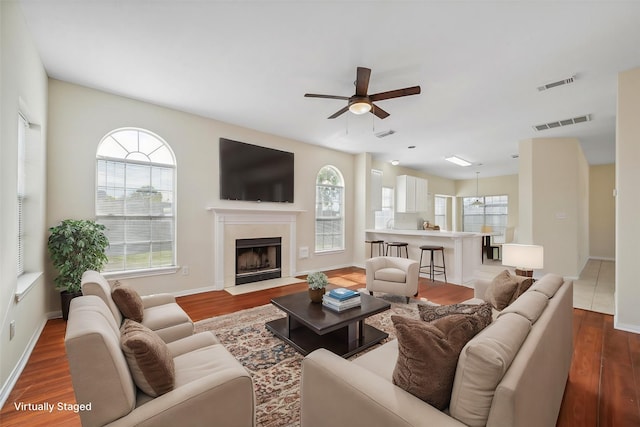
[{"x1": 1, "y1": 267, "x2": 638, "y2": 426}]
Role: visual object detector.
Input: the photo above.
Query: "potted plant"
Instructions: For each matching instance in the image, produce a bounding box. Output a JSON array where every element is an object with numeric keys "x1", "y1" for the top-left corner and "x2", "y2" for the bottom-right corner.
[
  {"x1": 48, "y1": 219, "x2": 109, "y2": 320},
  {"x1": 307, "y1": 271, "x2": 329, "y2": 303}
]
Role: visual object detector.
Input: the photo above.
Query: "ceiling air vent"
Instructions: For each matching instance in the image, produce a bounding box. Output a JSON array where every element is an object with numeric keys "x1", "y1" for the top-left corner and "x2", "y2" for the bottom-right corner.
[
  {"x1": 375, "y1": 129, "x2": 396, "y2": 138},
  {"x1": 537, "y1": 75, "x2": 576, "y2": 92},
  {"x1": 533, "y1": 114, "x2": 591, "y2": 132}
]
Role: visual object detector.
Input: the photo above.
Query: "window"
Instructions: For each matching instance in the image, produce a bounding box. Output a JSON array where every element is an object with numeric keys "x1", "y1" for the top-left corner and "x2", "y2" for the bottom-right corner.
[
  {"x1": 315, "y1": 165, "x2": 344, "y2": 252},
  {"x1": 462, "y1": 195, "x2": 508, "y2": 235},
  {"x1": 17, "y1": 114, "x2": 27, "y2": 276},
  {"x1": 96, "y1": 128, "x2": 176, "y2": 272},
  {"x1": 434, "y1": 195, "x2": 447, "y2": 230},
  {"x1": 375, "y1": 187, "x2": 394, "y2": 229}
]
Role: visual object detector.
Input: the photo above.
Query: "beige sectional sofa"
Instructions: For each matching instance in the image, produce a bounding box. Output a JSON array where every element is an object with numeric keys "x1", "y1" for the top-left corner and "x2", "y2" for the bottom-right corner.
[
  {"x1": 300, "y1": 273, "x2": 573, "y2": 427},
  {"x1": 65, "y1": 295, "x2": 256, "y2": 426}
]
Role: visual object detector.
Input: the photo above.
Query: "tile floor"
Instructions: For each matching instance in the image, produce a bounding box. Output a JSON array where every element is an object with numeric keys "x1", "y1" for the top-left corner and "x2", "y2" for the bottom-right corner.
[
  {"x1": 479, "y1": 257, "x2": 615, "y2": 315},
  {"x1": 573, "y1": 259, "x2": 615, "y2": 315}
]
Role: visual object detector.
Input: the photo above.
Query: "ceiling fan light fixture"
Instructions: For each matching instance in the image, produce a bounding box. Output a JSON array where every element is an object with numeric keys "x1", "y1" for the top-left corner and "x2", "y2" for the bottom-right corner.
[{"x1": 349, "y1": 99, "x2": 371, "y2": 115}]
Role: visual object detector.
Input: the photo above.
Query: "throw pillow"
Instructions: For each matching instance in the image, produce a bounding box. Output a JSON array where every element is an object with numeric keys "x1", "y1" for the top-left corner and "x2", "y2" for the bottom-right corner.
[
  {"x1": 112, "y1": 281, "x2": 144, "y2": 322},
  {"x1": 391, "y1": 314, "x2": 487, "y2": 410},
  {"x1": 418, "y1": 302, "x2": 493, "y2": 330},
  {"x1": 120, "y1": 319, "x2": 175, "y2": 397},
  {"x1": 508, "y1": 276, "x2": 535, "y2": 305},
  {"x1": 484, "y1": 270, "x2": 519, "y2": 310}
]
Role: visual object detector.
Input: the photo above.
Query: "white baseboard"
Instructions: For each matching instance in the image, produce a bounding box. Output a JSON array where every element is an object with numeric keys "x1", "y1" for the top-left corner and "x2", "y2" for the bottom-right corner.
[
  {"x1": 295, "y1": 262, "x2": 355, "y2": 278},
  {"x1": 589, "y1": 256, "x2": 616, "y2": 262},
  {"x1": 0, "y1": 316, "x2": 48, "y2": 408},
  {"x1": 614, "y1": 319, "x2": 640, "y2": 334},
  {"x1": 171, "y1": 285, "x2": 218, "y2": 298}
]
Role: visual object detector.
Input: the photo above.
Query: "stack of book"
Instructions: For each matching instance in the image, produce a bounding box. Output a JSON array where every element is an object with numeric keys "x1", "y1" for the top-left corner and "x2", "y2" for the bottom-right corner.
[{"x1": 322, "y1": 288, "x2": 361, "y2": 312}]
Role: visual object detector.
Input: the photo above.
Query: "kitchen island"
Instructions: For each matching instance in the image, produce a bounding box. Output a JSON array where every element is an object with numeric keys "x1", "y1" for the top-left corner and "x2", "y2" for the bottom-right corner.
[{"x1": 365, "y1": 229, "x2": 483, "y2": 287}]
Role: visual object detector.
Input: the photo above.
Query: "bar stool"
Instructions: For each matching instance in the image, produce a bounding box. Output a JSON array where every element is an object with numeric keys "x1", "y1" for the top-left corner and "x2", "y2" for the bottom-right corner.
[
  {"x1": 385, "y1": 242, "x2": 409, "y2": 258},
  {"x1": 418, "y1": 245, "x2": 447, "y2": 283},
  {"x1": 365, "y1": 240, "x2": 385, "y2": 258}
]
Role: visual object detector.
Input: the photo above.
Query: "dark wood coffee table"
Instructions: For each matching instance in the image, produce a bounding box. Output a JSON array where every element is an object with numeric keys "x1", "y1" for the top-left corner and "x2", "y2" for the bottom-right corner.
[{"x1": 265, "y1": 290, "x2": 391, "y2": 358}]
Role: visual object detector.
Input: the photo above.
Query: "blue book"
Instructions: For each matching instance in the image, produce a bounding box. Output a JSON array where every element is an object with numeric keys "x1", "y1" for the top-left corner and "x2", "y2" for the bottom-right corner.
[{"x1": 329, "y1": 288, "x2": 359, "y2": 301}]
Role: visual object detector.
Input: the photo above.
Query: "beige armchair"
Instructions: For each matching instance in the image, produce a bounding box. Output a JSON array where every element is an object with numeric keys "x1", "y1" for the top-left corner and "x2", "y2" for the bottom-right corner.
[
  {"x1": 81, "y1": 270, "x2": 193, "y2": 343},
  {"x1": 65, "y1": 295, "x2": 256, "y2": 427},
  {"x1": 366, "y1": 256, "x2": 419, "y2": 303}
]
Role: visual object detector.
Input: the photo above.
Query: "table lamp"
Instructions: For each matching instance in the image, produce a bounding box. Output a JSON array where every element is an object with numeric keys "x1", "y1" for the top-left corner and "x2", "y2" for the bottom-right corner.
[{"x1": 501, "y1": 244, "x2": 544, "y2": 277}]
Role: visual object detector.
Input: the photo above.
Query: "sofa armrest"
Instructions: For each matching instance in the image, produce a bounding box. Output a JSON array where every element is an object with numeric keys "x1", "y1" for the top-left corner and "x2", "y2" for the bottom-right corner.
[
  {"x1": 300, "y1": 349, "x2": 466, "y2": 427},
  {"x1": 166, "y1": 332, "x2": 220, "y2": 357},
  {"x1": 141, "y1": 293, "x2": 176, "y2": 308},
  {"x1": 110, "y1": 367, "x2": 255, "y2": 427},
  {"x1": 473, "y1": 278, "x2": 492, "y2": 300}
]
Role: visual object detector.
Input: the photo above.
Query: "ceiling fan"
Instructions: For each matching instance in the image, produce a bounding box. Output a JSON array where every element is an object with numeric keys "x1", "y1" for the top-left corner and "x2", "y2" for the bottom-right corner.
[{"x1": 304, "y1": 66, "x2": 421, "y2": 119}]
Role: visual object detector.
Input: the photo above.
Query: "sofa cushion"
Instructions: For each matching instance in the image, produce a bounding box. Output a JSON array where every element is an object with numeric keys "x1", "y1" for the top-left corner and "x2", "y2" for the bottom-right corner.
[
  {"x1": 508, "y1": 276, "x2": 535, "y2": 304},
  {"x1": 528, "y1": 274, "x2": 564, "y2": 298},
  {"x1": 418, "y1": 302, "x2": 493, "y2": 330},
  {"x1": 112, "y1": 282, "x2": 144, "y2": 322},
  {"x1": 375, "y1": 267, "x2": 406, "y2": 283},
  {"x1": 391, "y1": 314, "x2": 487, "y2": 410},
  {"x1": 120, "y1": 319, "x2": 175, "y2": 397},
  {"x1": 484, "y1": 270, "x2": 519, "y2": 310},
  {"x1": 498, "y1": 290, "x2": 548, "y2": 324},
  {"x1": 449, "y1": 312, "x2": 531, "y2": 427}
]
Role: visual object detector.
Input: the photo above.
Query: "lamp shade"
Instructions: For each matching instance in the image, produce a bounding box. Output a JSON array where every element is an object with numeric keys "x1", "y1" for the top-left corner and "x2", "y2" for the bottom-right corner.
[
  {"x1": 349, "y1": 101, "x2": 371, "y2": 115},
  {"x1": 501, "y1": 244, "x2": 544, "y2": 269}
]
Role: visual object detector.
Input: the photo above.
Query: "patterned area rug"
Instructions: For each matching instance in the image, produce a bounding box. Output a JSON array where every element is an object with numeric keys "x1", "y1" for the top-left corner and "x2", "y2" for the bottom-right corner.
[{"x1": 194, "y1": 295, "x2": 426, "y2": 427}]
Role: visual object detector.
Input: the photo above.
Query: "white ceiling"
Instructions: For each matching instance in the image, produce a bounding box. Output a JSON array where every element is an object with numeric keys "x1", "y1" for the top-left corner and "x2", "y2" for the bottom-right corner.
[{"x1": 19, "y1": 1, "x2": 640, "y2": 180}]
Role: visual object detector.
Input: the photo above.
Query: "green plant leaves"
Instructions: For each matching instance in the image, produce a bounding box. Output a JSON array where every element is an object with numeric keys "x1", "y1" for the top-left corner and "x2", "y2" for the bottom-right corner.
[{"x1": 48, "y1": 219, "x2": 109, "y2": 293}]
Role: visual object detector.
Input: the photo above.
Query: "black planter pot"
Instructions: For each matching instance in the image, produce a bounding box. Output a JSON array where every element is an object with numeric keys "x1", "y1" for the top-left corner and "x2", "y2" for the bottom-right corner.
[{"x1": 61, "y1": 290, "x2": 83, "y2": 321}]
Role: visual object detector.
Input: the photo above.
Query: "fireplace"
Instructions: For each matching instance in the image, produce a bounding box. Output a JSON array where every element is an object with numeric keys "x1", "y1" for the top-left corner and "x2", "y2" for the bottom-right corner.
[{"x1": 235, "y1": 237, "x2": 282, "y2": 285}]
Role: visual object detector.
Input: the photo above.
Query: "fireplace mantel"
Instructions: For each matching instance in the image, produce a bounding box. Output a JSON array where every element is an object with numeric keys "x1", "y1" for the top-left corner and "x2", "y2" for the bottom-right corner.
[
  {"x1": 208, "y1": 206, "x2": 303, "y2": 289},
  {"x1": 206, "y1": 206, "x2": 306, "y2": 215}
]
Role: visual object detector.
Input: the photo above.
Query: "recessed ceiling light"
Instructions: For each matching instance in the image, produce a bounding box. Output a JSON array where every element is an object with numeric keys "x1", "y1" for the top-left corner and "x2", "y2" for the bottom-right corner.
[
  {"x1": 445, "y1": 156, "x2": 472, "y2": 167},
  {"x1": 391, "y1": 160, "x2": 400, "y2": 166}
]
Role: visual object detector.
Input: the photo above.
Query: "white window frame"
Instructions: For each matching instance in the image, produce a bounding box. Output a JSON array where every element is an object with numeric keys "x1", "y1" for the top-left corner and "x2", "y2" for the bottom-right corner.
[
  {"x1": 17, "y1": 114, "x2": 27, "y2": 277},
  {"x1": 96, "y1": 128, "x2": 177, "y2": 274},
  {"x1": 315, "y1": 165, "x2": 345, "y2": 253},
  {"x1": 434, "y1": 195, "x2": 447, "y2": 230},
  {"x1": 462, "y1": 195, "x2": 508, "y2": 235},
  {"x1": 375, "y1": 186, "x2": 395, "y2": 229}
]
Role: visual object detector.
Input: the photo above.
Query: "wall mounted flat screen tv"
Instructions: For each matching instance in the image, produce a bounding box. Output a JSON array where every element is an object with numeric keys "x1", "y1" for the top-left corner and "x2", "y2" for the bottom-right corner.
[{"x1": 219, "y1": 138, "x2": 294, "y2": 203}]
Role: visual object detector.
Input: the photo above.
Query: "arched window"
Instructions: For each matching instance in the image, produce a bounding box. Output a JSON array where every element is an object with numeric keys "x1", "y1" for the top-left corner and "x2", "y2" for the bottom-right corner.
[
  {"x1": 315, "y1": 165, "x2": 345, "y2": 252},
  {"x1": 96, "y1": 128, "x2": 176, "y2": 272}
]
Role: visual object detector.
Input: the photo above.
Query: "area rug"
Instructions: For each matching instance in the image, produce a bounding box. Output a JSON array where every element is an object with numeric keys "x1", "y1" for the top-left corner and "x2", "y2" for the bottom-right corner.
[{"x1": 194, "y1": 295, "x2": 426, "y2": 427}]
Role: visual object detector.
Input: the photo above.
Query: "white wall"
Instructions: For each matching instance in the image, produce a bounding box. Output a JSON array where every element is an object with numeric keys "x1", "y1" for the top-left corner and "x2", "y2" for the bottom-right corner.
[
  {"x1": 519, "y1": 138, "x2": 589, "y2": 278},
  {"x1": 615, "y1": 67, "x2": 640, "y2": 333},
  {"x1": 0, "y1": 0, "x2": 49, "y2": 404},
  {"x1": 46, "y1": 80, "x2": 356, "y2": 304},
  {"x1": 589, "y1": 164, "x2": 615, "y2": 260}
]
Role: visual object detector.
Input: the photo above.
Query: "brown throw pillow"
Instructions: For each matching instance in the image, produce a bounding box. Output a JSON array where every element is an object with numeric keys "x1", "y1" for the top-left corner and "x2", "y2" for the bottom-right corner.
[
  {"x1": 391, "y1": 314, "x2": 487, "y2": 410},
  {"x1": 120, "y1": 319, "x2": 175, "y2": 397},
  {"x1": 112, "y1": 281, "x2": 144, "y2": 322},
  {"x1": 418, "y1": 302, "x2": 493, "y2": 330},
  {"x1": 484, "y1": 270, "x2": 519, "y2": 310},
  {"x1": 508, "y1": 276, "x2": 535, "y2": 304}
]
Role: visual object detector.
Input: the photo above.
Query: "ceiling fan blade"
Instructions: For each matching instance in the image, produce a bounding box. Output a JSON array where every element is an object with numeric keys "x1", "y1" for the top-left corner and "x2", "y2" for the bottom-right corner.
[
  {"x1": 305, "y1": 93, "x2": 350, "y2": 100},
  {"x1": 355, "y1": 67, "x2": 371, "y2": 97},
  {"x1": 371, "y1": 104, "x2": 390, "y2": 119},
  {"x1": 328, "y1": 105, "x2": 350, "y2": 119},
  {"x1": 369, "y1": 86, "x2": 421, "y2": 102}
]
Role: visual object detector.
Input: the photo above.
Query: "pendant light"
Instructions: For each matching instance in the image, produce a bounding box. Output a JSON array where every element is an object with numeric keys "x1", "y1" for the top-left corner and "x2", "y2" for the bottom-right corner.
[{"x1": 471, "y1": 171, "x2": 484, "y2": 207}]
